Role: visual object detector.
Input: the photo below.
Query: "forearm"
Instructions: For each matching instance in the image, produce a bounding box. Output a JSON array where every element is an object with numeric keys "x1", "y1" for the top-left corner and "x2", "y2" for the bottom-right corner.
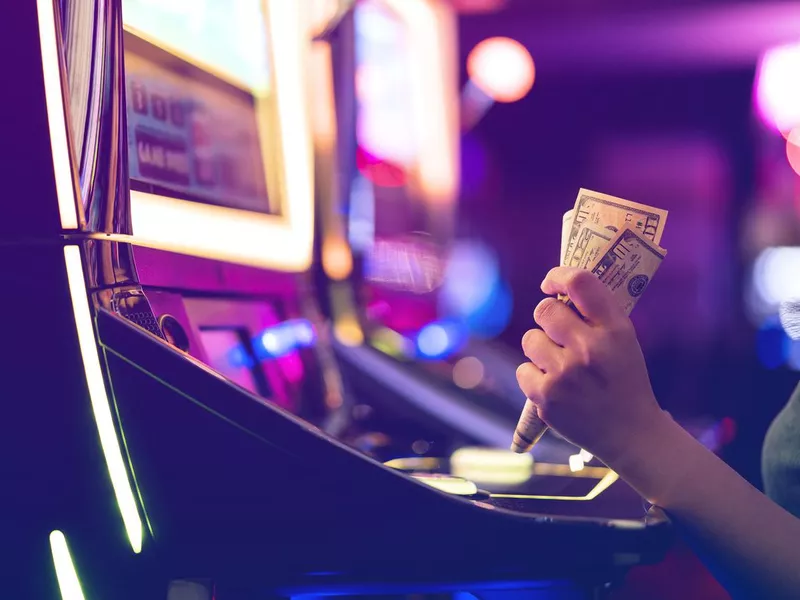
[{"x1": 605, "y1": 414, "x2": 800, "y2": 600}]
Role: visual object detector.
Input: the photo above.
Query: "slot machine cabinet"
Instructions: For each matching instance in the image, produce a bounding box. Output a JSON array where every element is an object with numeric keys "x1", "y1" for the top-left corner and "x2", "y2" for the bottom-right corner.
[
  {"x1": 310, "y1": 0, "x2": 574, "y2": 463},
  {"x1": 1, "y1": 1, "x2": 672, "y2": 598}
]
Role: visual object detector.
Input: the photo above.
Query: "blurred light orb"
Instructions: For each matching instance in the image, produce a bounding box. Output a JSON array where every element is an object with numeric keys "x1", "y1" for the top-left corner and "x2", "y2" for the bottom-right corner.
[
  {"x1": 417, "y1": 321, "x2": 466, "y2": 360},
  {"x1": 753, "y1": 246, "x2": 800, "y2": 306},
  {"x1": 467, "y1": 37, "x2": 534, "y2": 103},
  {"x1": 452, "y1": 356, "x2": 485, "y2": 389},
  {"x1": 322, "y1": 237, "x2": 353, "y2": 281},
  {"x1": 755, "y1": 41, "x2": 800, "y2": 136},
  {"x1": 787, "y1": 128, "x2": 800, "y2": 176},
  {"x1": 440, "y1": 240, "x2": 499, "y2": 317}
]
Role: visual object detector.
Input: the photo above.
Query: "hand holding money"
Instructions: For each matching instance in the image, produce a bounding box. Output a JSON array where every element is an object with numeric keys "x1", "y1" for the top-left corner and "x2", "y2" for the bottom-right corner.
[
  {"x1": 514, "y1": 267, "x2": 665, "y2": 464},
  {"x1": 512, "y1": 189, "x2": 668, "y2": 454}
]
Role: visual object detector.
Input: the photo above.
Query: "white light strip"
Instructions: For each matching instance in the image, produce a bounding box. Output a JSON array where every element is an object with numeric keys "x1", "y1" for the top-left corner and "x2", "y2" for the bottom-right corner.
[
  {"x1": 50, "y1": 531, "x2": 86, "y2": 600},
  {"x1": 64, "y1": 245, "x2": 143, "y2": 553},
  {"x1": 130, "y1": 191, "x2": 309, "y2": 271},
  {"x1": 36, "y1": 0, "x2": 80, "y2": 230},
  {"x1": 268, "y1": 0, "x2": 315, "y2": 255}
]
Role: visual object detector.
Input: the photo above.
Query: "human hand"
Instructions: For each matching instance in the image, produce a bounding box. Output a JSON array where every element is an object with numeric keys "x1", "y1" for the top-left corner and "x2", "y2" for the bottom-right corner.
[{"x1": 516, "y1": 267, "x2": 667, "y2": 465}]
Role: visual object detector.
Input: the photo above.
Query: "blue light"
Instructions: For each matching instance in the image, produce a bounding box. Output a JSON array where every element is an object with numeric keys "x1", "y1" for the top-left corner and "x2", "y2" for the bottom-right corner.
[
  {"x1": 788, "y1": 339, "x2": 800, "y2": 371},
  {"x1": 253, "y1": 319, "x2": 316, "y2": 361},
  {"x1": 416, "y1": 321, "x2": 466, "y2": 360},
  {"x1": 227, "y1": 345, "x2": 253, "y2": 368},
  {"x1": 757, "y1": 317, "x2": 791, "y2": 370}
]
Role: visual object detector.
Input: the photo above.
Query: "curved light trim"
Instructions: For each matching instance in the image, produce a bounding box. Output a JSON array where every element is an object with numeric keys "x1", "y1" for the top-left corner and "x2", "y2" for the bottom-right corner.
[
  {"x1": 50, "y1": 530, "x2": 86, "y2": 600},
  {"x1": 64, "y1": 245, "x2": 143, "y2": 553},
  {"x1": 36, "y1": 0, "x2": 81, "y2": 229}
]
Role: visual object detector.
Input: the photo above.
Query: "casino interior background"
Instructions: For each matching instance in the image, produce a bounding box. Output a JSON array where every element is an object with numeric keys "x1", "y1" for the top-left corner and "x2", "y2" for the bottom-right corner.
[{"x1": 4, "y1": 0, "x2": 800, "y2": 598}]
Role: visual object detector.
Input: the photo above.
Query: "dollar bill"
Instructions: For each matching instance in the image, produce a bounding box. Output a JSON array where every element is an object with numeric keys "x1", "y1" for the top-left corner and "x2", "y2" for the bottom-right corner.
[
  {"x1": 565, "y1": 226, "x2": 667, "y2": 316},
  {"x1": 562, "y1": 189, "x2": 668, "y2": 268},
  {"x1": 561, "y1": 209, "x2": 574, "y2": 266},
  {"x1": 564, "y1": 223, "x2": 613, "y2": 270}
]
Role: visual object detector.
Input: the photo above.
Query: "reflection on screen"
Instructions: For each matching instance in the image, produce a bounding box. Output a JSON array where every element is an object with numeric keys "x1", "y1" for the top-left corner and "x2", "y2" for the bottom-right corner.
[
  {"x1": 199, "y1": 329, "x2": 259, "y2": 394},
  {"x1": 122, "y1": 0, "x2": 270, "y2": 93}
]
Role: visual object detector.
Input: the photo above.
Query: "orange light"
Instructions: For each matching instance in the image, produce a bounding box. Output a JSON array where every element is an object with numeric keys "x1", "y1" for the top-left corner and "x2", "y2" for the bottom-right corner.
[
  {"x1": 322, "y1": 236, "x2": 353, "y2": 281},
  {"x1": 787, "y1": 127, "x2": 800, "y2": 176},
  {"x1": 467, "y1": 37, "x2": 535, "y2": 103}
]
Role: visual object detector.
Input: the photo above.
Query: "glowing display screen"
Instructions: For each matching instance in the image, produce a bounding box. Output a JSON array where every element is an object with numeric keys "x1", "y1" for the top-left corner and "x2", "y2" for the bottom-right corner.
[
  {"x1": 122, "y1": 0, "x2": 270, "y2": 92},
  {"x1": 122, "y1": 0, "x2": 274, "y2": 214}
]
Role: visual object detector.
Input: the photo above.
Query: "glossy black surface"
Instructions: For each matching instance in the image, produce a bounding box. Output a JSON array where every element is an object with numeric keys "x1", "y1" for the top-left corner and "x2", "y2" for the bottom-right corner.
[{"x1": 98, "y1": 309, "x2": 671, "y2": 594}]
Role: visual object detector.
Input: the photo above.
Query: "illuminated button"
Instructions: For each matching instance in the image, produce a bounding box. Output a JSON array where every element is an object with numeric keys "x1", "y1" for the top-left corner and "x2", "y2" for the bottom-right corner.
[
  {"x1": 152, "y1": 94, "x2": 167, "y2": 121},
  {"x1": 451, "y1": 447, "x2": 534, "y2": 486},
  {"x1": 131, "y1": 80, "x2": 148, "y2": 115},
  {"x1": 158, "y1": 314, "x2": 190, "y2": 352},
  {"x1": 169, "y1": 99, "x2": 185, "y2": 127},
  {"x1": 568, "y1": 454, "x2": 585, "y2": 472},
  {"x1": 411, "y1": 473, "x2": 478, "y2": 496}
]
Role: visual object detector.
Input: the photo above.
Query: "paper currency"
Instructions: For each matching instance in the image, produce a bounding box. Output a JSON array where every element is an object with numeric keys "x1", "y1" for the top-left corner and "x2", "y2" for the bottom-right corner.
[
  {"x1": 560, "y1": 209, "x2": 574, "y2": 266},
  {"x1": 513, "y1": 191, "x2": 669, "y2": 454},
  {"x1": 565, "y1": 226, "x2": 667, "y2": 316},
  {"x1": 562, "y1": 188, "x2": 668, "y2": 268}
]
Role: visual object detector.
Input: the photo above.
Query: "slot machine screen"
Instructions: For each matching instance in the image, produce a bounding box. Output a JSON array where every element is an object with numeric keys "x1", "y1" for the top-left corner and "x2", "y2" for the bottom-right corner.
[{"x1": 123, "y1": 0, "x2": 275, "y2": 214}]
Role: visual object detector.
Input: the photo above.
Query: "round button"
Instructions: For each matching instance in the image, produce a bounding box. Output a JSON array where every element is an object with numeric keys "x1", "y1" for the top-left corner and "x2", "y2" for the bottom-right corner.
[{"x1": 159, "y1": 314, "x2": 190, "y2": 352}]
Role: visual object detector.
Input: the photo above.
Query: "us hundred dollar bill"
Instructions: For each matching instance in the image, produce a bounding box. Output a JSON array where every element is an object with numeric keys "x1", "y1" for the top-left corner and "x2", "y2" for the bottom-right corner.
[
  {"x1": 562, "y1": 189, "x2": 668, "y2": 268},
  {"x1": 565, "y1": 226, "x2": 667, "y2": 316}
]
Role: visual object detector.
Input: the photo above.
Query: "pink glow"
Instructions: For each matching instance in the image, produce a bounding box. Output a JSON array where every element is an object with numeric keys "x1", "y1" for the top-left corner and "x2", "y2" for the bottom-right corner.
[
  {"x1": 756, "y1": 41, "x2": 800, "y2": 134},
  {"x1": 786, "y1": 128, "x2": 800, "y2": 176}
]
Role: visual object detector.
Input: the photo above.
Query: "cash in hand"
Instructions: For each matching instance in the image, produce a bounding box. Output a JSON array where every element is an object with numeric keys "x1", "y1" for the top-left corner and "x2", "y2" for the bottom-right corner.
[{"x1": 511, "y1": 189, "x2": 669, "y2": 454}]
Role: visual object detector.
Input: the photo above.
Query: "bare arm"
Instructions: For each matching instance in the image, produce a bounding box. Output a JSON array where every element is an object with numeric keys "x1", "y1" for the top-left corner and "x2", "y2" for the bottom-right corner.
[
  {"x1": 614, "y1": 410, "x2": 800, "y2": 599},
  {"x1": 516, "y1": 267, "x2": 800, "y2": 600}
]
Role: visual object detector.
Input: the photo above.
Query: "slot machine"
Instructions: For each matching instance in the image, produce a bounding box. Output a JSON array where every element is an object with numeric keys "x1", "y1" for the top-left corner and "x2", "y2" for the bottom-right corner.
[
  {"x1": 3, "y1": 0, "x2": 671, "y2": 598},
  {"x1": 311, "y1": 0, "x2": 583, "y2": 466}
]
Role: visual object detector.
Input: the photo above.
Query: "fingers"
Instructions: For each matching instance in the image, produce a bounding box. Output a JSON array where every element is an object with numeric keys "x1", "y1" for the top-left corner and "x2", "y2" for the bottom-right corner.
[
  {"x1": 540, "y1": 267, "x2": 624, "y2": 324},
  {"x1": 533, "y1": 297, "x2": 588, "y2": 346},
  {"x1": 516, "y1": 361, "x2": 545, "y2": 402},
  {"x1": 521, "y1": 328, "x2": 563, "y2": 373}
]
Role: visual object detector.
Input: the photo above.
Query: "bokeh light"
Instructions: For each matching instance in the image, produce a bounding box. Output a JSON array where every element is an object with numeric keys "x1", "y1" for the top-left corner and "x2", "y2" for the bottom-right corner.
[
  {"x1": 467, "y1": 37, "x2": 535, "y2": 103},
  {"x1": 452, "y1": 356, "x2": 485, "y2": 389},
  {"x1": 755, "y1": 41, "x2": 800, "y2": 136},
  {"x1": 322, "y1": 237, "x2": 354, "y2": 281},
  {"x1": 753, "y1": 246, "x2": 800, "y2": 306},
  {"x1": 416, "y1": 321, "x2": 466, "y2": 360}
]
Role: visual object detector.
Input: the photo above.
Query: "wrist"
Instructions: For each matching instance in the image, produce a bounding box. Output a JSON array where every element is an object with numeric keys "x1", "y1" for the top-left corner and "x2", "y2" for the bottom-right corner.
[{"x1": 601, "y1": 408, "x2": 704, "y2": 506}]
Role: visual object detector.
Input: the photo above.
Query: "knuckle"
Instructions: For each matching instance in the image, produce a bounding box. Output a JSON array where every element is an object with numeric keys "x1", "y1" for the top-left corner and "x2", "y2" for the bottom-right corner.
[
  {"x1": 516, "y1": 363, "x2": 538, "y2": 397},
  {"x1": 521, "y1": 328, "x2": 537, "y2": 352},
  {"x1": 533, "y1": 298, "x2": 559, "y2": 326},
  {"x1": 570, "y1": 269, "x2": 597, "y2": 291}
]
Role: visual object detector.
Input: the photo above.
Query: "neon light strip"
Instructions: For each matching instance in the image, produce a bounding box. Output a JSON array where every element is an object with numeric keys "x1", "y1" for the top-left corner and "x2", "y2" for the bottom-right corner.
[
  {"x1": 491, "y1": 470, "x2": 620, "y2": 502},
  {"x1": 64, "y1": 245, "x2": 143, "y2": 553},
  {"x1": 50, "y1": 531, "x2": 86, "y2": 600},
  {"x1": 36, "y1": 0, "x2": 80, "y2": 230},
  {"x1": 267, "y1": 0, "x2": 315, "y2": 250},
  {"x1": 129, "y1": 1, "x2": 314, "y2": 271}
]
